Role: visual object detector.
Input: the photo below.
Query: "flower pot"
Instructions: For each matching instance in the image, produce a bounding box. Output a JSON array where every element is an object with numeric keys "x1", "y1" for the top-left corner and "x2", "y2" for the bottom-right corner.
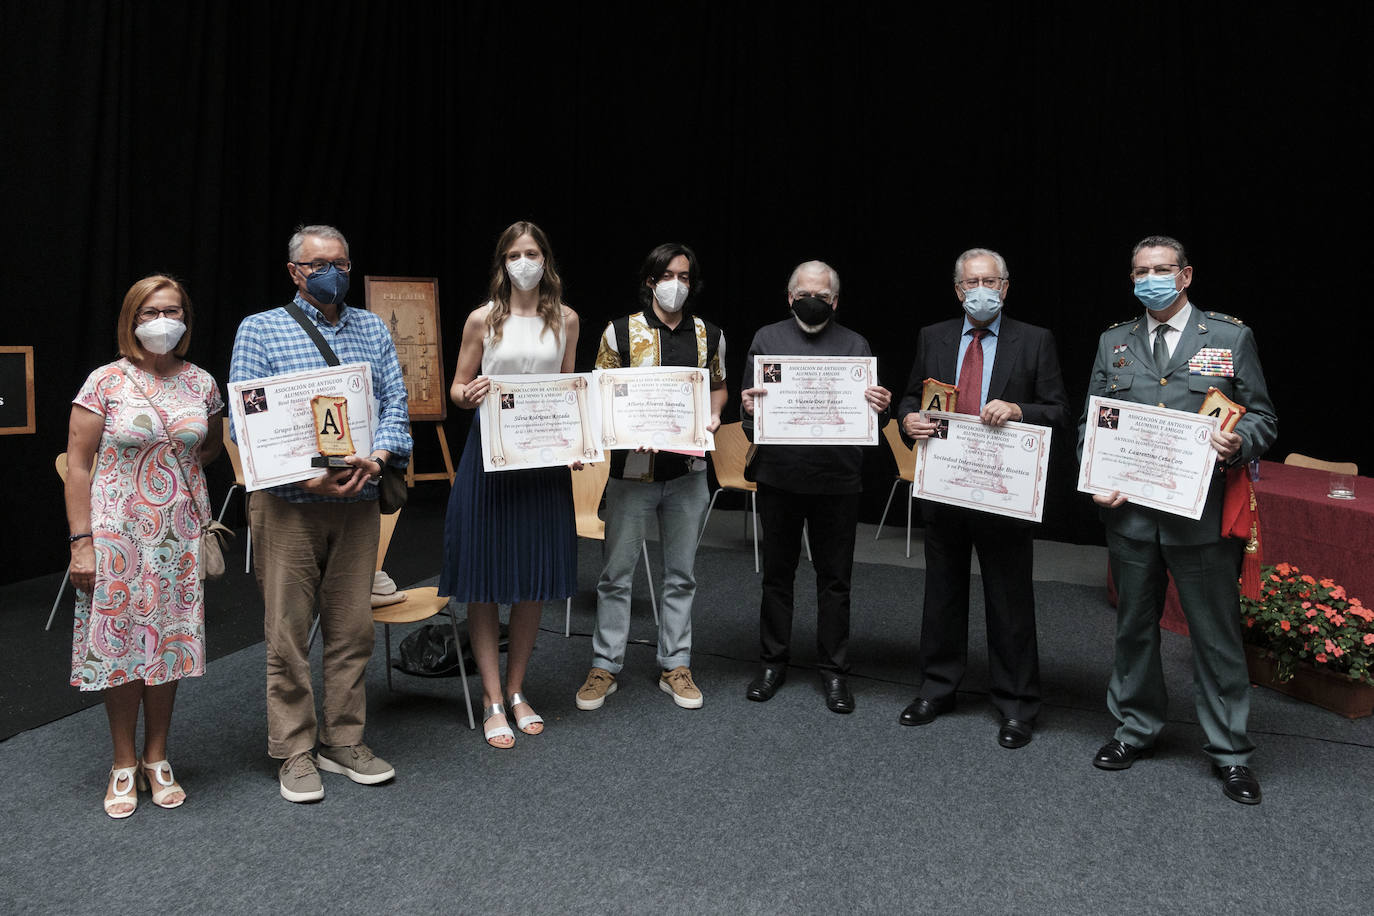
[{"x1": 1245, "y1": 644, "x2": 1374, "y2": 719}]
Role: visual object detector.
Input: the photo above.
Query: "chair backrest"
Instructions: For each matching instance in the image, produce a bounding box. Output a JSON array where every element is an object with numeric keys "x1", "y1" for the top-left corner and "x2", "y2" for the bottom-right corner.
[
  {"x1": 881, "y1": 419, "x2": 917, "y2": 482},
  {"x1": 709, "y1": 422, "x2": 756, "y2": 492},
  {"x1": 1284, "y1": 453, "x2": 1358, "y2": 476},
  {"x1": 222, "y1": 417, "x2": 247, "y2": 486},
  {"x1": 571, "y1": 460, "x2": 611, "y2": 540},
  {"x1": 377, "y1": 507, "x2": 402, "y2": 572},
  {"x1": 55, "y1": 452, "x2": 69, "y2": 483}
]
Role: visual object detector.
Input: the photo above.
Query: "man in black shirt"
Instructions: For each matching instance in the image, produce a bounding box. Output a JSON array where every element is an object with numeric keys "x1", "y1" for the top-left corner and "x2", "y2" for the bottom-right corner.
[{"x1": 740, "y1": 260, "x2": 891, "y2": 713}]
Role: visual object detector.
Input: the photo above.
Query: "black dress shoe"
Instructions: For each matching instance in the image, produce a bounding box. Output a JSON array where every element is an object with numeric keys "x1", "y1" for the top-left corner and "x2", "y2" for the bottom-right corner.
[
  {"x1": 997, "y1": 718, "x2": 1035, "y2": 749},
  {"x1": 1214, "y1": 765, "x2": 1262, "y2": 805},
  {"x1": 899, "y1": 696, "x2": 954, "y2": 726},
  {"x1": 821, "y1": 674, "x2": 854, "y2": 714},
  {"x1": 746, "y1": 666, "x2": 787, "y2": 702},
  {"x1": 1092, "y1": 738, "x2": 1154, "y2": 770}
]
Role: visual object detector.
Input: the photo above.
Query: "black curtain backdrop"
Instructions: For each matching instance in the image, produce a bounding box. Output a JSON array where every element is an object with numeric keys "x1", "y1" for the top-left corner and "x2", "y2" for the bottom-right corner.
[{"x1": 1, "y1": 2, "x2": 1369, "y2": 586}]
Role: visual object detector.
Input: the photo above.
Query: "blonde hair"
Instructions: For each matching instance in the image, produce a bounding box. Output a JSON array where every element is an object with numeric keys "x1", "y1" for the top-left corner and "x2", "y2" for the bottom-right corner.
[
  {"x1": 485, "y1": 220, "x2": 564, "y2": 343},
  {"x1": 116, "y1": 274, "x2": 193, "y2": 360}
]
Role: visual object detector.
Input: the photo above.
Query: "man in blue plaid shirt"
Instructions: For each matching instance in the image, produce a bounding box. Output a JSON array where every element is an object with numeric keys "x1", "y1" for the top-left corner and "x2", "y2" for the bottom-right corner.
[{"x1": 229, "y1": 224, "x2": 412, "y2": 803}]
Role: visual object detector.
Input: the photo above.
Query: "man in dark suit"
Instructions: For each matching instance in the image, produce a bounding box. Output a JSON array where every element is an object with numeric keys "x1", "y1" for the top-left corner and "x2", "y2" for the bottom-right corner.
[
  {"x1": 896, "y1": 248, "x2": 1069, "y2": 748},
  {"x1": 1079, "y1": 235, "x2": 1277, "y2": 805}
]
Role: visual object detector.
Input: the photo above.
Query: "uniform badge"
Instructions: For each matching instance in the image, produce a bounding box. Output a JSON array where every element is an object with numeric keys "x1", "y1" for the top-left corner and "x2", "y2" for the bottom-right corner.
[
  {"x1": 1188, "y1": 347, "x2": 1234, "y2": 377},
  {"x1": 1112, "y1": 344, "x2": 1128, "y2": 354}
]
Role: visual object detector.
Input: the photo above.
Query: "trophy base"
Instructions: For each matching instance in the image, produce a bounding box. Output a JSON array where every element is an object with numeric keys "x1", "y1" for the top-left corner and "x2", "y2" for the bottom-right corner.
[{"x1": 311, "y1": 456, "x2": 353, "y2": 468}]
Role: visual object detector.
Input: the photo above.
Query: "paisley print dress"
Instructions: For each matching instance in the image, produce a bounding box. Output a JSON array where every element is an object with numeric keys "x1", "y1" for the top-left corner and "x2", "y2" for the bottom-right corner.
[{"x1": 70, "y1": 359, "x2": 223, "y2": 690}]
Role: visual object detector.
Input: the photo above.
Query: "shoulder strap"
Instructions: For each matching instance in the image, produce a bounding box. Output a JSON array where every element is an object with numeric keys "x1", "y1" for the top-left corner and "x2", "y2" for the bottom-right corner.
[
  {"x1": 284, "y1": 302, "x2": 341, "y2": 366},
  {"x1": 613, "y1": 314, "x2": 633, "y2": 368},
  {"x1": 116, "y1": 365, "x2": 206, "y2": 526}
]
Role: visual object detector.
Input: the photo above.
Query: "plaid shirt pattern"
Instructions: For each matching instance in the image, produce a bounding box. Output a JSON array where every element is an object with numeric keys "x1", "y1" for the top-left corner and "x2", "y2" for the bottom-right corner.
[{"x1": 229, "y1": 294, "x2": 412, "y2": 503}]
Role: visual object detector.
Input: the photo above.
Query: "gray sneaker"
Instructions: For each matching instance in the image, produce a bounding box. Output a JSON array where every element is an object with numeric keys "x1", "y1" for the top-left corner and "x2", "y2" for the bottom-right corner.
[
  {"x1": 279, "y1": 752, "x2": 324, "y2": 803},
  {"x1": 316, "y1": 743, "x2": 396, "y2": 785}
]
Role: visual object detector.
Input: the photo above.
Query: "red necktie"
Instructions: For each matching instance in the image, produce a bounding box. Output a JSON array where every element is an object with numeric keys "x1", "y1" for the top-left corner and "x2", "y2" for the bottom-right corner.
[{"x1": 957, "y1": 328, "x2": 987, "y2": 415}]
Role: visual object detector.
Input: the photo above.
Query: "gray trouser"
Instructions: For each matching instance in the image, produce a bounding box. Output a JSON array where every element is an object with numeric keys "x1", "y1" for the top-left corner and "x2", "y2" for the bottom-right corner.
[
  {"x1": 1106, "y1": 531, "x2": 1253, "y2": 766},
  {"x1": 592, "y1": 472, "x2": 709, "y2": 673}
]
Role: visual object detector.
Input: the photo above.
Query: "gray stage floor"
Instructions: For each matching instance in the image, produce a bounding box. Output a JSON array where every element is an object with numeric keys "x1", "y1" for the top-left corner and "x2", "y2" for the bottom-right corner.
[{"x1": 2, "y1": 509, "x2": 1371, "y2": 915}]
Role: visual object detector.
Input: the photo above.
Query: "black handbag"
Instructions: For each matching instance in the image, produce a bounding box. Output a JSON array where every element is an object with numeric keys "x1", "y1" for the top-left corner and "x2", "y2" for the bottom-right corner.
[{"x1": 284, "y1": 302, "x2": 407, "y2": 513}]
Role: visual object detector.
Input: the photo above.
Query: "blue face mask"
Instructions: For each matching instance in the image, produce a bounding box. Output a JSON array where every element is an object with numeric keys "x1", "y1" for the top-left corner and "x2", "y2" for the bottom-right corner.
[
  {"x1": 961, "y1": 287, "x2": 1002, "y2": 323},
  {"x1": 1133, "y1": 273, "x2": 1180, "y2": 312},
  {"x1": 304, "y1": 264, "x2": 350, "y2": 305}
]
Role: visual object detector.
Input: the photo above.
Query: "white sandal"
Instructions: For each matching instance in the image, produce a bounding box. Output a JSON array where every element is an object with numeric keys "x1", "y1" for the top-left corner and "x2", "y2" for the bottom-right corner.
[
  {"x1": 104, "y1": 766, "x2": 139, "y2": 819},
  {"x1": 482, "y1": 703, "x2": 514, "y2": 749},
  {"x1": 507, "y1": 692, "x2": 545, "y2": 735},
  {"x1": 140, "y1": 758, "x2": 185, "y2": 809}
]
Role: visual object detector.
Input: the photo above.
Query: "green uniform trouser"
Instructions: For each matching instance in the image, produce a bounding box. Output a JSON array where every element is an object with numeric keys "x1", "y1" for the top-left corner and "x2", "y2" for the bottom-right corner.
[{"x1": 1106, "y1": 531, "x2": 1254, "y2": 766}]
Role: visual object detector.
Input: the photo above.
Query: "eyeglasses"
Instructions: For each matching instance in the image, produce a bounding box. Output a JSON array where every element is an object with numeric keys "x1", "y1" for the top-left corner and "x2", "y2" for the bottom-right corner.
[
  {"x1": 957, "y1": 277, "x2": 1006, "y2": 290},
  {"x1": 292, "y1": 259, "x2": 352, "y2": 274},
  {"x1": 136, "y1": 306, "x2": 184, "y2": 322},
  {"x1": 795, "y1": 291, "x2": 835, "y2": 303},
  {"x1": 1131, "y1": 265, "x2": 1181, "y2": 279}
]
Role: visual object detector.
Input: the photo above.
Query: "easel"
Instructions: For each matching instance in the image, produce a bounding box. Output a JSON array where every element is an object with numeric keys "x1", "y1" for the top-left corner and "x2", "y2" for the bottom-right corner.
[{"x1": 406, "y1": 421, "x2": 455, "y2": 485}]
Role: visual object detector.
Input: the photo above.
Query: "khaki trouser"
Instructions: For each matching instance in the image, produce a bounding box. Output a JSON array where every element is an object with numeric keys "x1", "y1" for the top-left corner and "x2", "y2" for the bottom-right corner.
[{"x1": 249, "y1": 492, "x2": 379, "y2": 758}]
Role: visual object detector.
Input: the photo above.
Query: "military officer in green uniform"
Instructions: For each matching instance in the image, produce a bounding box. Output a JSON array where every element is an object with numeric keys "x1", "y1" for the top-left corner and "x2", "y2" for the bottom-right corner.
[{"x1": 1079, "y1": 235, "x2": 1277, "y2": 805}]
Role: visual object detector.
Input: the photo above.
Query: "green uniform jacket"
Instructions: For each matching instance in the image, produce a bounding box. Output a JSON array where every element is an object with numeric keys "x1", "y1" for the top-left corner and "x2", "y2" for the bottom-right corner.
[{"x1": 1077, "y1": 303, "x2": 1278, "y2": 546}]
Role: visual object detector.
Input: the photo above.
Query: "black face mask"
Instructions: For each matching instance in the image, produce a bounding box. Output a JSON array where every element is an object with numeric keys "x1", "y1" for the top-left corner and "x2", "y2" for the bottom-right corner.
[{"x1": 791, "y1": 295, "x2": 832, "y2": 329}]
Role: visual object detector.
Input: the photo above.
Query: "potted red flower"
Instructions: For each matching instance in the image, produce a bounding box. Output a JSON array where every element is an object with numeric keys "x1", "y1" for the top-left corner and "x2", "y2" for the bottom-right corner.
[{"x1": 1239, "y1": 562, "x2": 1374, "y2": 717}]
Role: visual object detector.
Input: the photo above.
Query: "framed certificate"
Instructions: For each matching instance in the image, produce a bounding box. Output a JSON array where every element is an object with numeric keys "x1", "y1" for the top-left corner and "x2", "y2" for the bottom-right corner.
[
  {"x1": 913, "y1": 411, "x2": 1054, "y2": 522},
  {"x1": 364, "y1": 276, "x2": 446, "y2": 422},
  {"x1": 480, "y1": 373, "x2": 603, "y2": 471},
  {"x1": 228, "y1": 362, "x2": 377, "y2": 490},
  {"x1": 0, "y1": 346, "x2": 35, "y2": 435},
  {"x1": 1077, "y1": 395, "x2": 1220, "y2": 519},
  {"x1": 752, "y1": 355, "x2": 878, "y2": 446},
  {"x1": 593, "y1": 365, "x2": 714, "y2": 453}
]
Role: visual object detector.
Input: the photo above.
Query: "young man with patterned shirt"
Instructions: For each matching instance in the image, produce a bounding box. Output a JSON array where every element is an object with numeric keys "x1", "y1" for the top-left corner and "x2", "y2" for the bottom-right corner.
[{"x1": 575, "y1": 243, "x2": 727, "y2": 711}]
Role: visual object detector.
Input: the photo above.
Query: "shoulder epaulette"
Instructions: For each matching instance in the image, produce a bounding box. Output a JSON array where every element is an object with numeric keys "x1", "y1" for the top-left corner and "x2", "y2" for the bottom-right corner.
[
  {"x1": 1106, "y1": 317, "x2": 1136, "y2": 330},
  {"x1": 1205, "y1": 311, "x2": 1244, "y2": 326}
]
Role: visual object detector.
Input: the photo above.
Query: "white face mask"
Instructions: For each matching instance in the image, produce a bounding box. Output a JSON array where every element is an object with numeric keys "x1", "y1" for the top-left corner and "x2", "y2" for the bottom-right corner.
[
  {"x1": 506, "y1": 257, "x2": 544, "y2": 291},
  {"x1": 134, "y1": 317, "x2": 187, "y2": 355},
  {"x1": 653, "y1": 279, "x2": 689, "y2": 313}
]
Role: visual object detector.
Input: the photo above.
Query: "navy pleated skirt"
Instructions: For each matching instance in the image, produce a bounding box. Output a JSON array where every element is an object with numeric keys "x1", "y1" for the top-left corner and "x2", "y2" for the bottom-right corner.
[{"x1": 438, "y1": 418, "x2": 577, "y2": 603}]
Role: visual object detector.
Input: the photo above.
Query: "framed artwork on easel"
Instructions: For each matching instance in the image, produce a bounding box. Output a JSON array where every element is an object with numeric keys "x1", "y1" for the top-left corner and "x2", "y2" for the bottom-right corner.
[
  {"x1": 363, "y1": 276, "x2": 447, "y2": 423},
  {"x1": 0, "y1": 346, "x2": 36, "y2": 435}
]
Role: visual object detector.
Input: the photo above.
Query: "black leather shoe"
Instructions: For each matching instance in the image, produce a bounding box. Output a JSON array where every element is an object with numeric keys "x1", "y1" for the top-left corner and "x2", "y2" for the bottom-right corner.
[
  {"x1": 1092, "y1": 739, "x2": 1154, "y2": 770},
  {"x1": 899, "y1": 696, "x2": 954, "y2": 726},
  {"x1": 746, "y1": 667, "x2": 786, "y2": 702},
  {"x1": 821, "y1": 674, "x2": 854, "y2": 714},
  {"x1": 997, "y1": 718, "x2": 1035, "y2": 749},
  {"x1": 1214, "y1": 765, "x2": 1262, "y2": 805}
]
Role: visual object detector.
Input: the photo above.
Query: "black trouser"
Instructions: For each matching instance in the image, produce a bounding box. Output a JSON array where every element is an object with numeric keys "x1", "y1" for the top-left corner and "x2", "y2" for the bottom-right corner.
[
  {"x1": 917, "y1": 506, "x2": 1041, "y2": 721},
  {"x1": 757, "y1": 483, "x2": 860, "y2": 675}
]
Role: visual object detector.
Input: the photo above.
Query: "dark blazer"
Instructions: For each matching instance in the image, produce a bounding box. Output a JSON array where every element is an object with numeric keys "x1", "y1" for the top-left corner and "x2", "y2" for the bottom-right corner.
[{"x1": 896, "y1": 315, "x2": 1071, "y2": 446}]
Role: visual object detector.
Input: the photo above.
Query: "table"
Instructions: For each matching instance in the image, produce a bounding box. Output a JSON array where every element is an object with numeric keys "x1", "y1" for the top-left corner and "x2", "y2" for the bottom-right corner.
[{"x1": 1108, "y1": 460, "x2": 1372, "y2": 635}]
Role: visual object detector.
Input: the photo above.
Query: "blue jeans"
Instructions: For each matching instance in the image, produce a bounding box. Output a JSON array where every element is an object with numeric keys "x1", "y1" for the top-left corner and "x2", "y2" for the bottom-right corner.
[{"x1": 593, "y1": 471, "x2": 709, "y2": 673}]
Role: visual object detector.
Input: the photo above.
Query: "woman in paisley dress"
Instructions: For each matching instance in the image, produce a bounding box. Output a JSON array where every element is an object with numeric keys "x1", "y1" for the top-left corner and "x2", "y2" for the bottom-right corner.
[{"x1": 64, "y1": 275, "x2": 224, "y2": 818}]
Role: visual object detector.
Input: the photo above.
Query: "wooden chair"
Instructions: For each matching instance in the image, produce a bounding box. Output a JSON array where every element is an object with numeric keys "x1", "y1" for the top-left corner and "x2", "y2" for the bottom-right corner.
[
  {"x1": 217, "y1": 417, "x2": 252, "y2": 574},
  {"x1": 566, "y1": 459, "x2": 657, "y2": 637},
  {"x1": 698, "y1": 421, "x2": 760, "y2": 571},
  {"x1": 874, "y1": 420, "x2": 918, "y2": 558},
  {"x1": 46, "y1": 454, "x2": 74, "y2": 630},
  {"x1": 370, "y1": 509, "x2": 475, "y2": 729},
  {"x1": 1284, "y1": 453, "x2": 1358, "y2": 476},
  {"x1": 308, "y1": 510, "x2": 475, "y2": 727}
]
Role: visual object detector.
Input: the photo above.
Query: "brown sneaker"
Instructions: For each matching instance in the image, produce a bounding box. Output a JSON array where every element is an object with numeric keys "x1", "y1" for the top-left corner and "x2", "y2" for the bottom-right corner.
[
  {"x1": 575, "y1": 668, "x2": 618, "y2": 710},
  {"x1": 278, "y1": 752, "x2": 324, "y2": 803},
  {"x1": 660, "y1": 666, "x2": 704, "y2": 709}
]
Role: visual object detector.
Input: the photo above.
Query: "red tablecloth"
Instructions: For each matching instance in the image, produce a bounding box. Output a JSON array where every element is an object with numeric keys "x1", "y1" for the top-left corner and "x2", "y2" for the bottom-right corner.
[
  {"x1": 1107, "y1": 460, "x2": 1372, "y2": 635},
  {"x1": 1251, "y1": 460, "x2": 1373, "y2": 604}
]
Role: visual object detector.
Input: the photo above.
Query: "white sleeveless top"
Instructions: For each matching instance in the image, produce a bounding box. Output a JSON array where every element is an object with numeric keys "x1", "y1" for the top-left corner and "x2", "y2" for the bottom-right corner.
[{"x1": 481, "y1": 308, "x2": 566, "y2": 375}]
